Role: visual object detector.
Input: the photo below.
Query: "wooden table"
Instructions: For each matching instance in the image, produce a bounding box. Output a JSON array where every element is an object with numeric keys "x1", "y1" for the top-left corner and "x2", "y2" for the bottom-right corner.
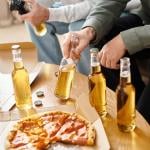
[
  {"x1": 31, "y1": 64, "x2": 150, "y2": 149},
  {"x1": 0, "y1": 61, "x2": 150, "y2": 149}
]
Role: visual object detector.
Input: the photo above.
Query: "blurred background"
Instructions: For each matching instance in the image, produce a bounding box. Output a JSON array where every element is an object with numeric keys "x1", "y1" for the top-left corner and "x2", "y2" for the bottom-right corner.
[
  {"x1": 0, "y1": 0, "x2": 31, "y2": 44},
  {"x1": 0, "y1": 0, "x2": 149, "y2": 84}
]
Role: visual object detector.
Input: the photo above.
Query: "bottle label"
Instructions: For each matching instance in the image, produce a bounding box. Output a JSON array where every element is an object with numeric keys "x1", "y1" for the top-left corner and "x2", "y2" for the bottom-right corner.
[{"x1": 120, "y1": 71, "x2": 129, "y2": 78}]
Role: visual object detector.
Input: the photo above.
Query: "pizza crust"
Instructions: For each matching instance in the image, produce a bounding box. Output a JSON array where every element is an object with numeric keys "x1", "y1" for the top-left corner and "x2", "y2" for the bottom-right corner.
[
  {"x1": 5, "y1": 111, "x2": 96, "y2": 149},
  {"x1": 70, "y1": 113, "x2": 96, "y2": 145}
]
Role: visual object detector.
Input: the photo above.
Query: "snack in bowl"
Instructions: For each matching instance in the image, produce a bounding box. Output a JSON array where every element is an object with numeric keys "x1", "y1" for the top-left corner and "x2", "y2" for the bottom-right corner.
[{"x1": 6, "y1": 111, "x2": 96, "y2": 149}]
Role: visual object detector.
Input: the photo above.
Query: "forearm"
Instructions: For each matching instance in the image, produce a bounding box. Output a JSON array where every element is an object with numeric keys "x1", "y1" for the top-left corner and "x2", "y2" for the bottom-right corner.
[
  {"x1": 82, "y1": 0, "x2": 129, "y2": 44},
  {"x1": 48, "y1": 1, "x2": 96, "y2": 23}
]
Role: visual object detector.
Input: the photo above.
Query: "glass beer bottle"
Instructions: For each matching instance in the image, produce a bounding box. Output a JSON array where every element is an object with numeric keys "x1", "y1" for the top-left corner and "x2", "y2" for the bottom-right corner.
[
  {"x1": 88, "y1": 48, "x2": 107, "y2": 117},
  {"x1": 9, "y1": 0, "x2": 47, "y2": 36},
  {"x1": 54, "y1": 58, "x2": 76, "y2": 100},
  {"x1": 116, "y1": 57, "x2": 136, "y2": 132},
  {"x1": 11, "y1": 45, "x2": 32, "y2": 109}
]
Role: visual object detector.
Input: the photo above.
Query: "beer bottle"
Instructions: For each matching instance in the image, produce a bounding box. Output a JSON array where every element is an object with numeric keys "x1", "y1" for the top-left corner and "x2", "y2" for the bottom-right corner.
[
  {"x1": 54, "y1": 58, "x2": 76, "y2": 100},
  {"x1": 88, "y1": 48, "x2": 107, "y2": 117},
  {"x1": 11, "y1": 44, "x2": 32, "y2": 109},
  {"x1": 9, "y1": 0, "x2": 47, "y2": 36},
  {"x1": 116, "y1": 57, "x2": 136, "y2": 132}
]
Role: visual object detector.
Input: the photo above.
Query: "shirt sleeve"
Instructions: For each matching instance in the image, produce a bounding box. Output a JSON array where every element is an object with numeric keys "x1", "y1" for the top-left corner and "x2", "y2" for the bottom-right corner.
[
  {"x1": 120, "y1": 25, "x2": 150, "y2": 55},
  {"x1": 82, "y1": 0, "x2": 129, "y2": 44},
  {"x1": 47, "y1": 0, "x2": 96, "y2": 23}
]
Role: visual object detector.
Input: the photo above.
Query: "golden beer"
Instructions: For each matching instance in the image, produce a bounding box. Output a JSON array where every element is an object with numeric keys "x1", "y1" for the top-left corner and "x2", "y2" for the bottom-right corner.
[
  {"x1": 34, "y1": 23, "x2": 47, "y2": 36},
  {"x1": 54, "y1": 63, "x2": 75, "y2": 99},
  {"x1": 9, "y1": 0, "x2": 47, "y2": 37},
  {"x1": 116, "y1": 57, "x2": 136, "y2": 132},
  {"x1": 12, "y1": 45, "x2": 32, "y2": 109},
  {"x1": 88, "y1": 48, "x2": 107, "y2": 117},
  {"x1": 89, "y1": 65, "x2": 107, "y2": 117}
]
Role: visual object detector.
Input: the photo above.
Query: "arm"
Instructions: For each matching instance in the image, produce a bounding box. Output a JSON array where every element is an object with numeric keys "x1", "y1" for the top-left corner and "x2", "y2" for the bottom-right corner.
[
  {"x1": 48, "y1": 0, "x2": 97, "y2": 23},
  {"x1": 121, "y1": 25, "x2": 150, "y2": 54},
  {"x1": 82, "y1": 0, "x2": 130, "y2": 44},
  {"x1": 62, "y1": 0, "x2": 130, "y2": 61},
  {"x1": 20, "y1": 0, "x2": 96, "y2": 26},
  {"x1": 98, "y1": 25, "x2": 150, "y2": 69}
]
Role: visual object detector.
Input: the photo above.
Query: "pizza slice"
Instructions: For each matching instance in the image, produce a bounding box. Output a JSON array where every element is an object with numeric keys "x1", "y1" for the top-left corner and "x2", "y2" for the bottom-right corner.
[
  {"x1": 40, "y1": 111, "x2": 70, "y2": 141},
  {"x1": 53, "y1": 113, "x2": 95, "y2": 146},
  {"x1": 6, "y1": 116, "x2": 49, "y2": 150},
  {"x1": 6, "y1": 111, "x2": 96, "y2": 149}
]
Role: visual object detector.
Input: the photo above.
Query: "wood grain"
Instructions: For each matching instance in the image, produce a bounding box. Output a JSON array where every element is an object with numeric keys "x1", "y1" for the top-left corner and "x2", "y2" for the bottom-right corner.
[
  {"x1": 31, "y1": 63, "x2": 150, "y2": 150},
  {"x1": 0, "y1": 44, "x2": 150, "y2": 149}
]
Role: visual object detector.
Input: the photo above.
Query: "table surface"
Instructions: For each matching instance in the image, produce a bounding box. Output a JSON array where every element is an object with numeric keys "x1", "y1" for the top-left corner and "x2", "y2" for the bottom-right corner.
[
  {"x1": 0, "y1": 42, "x2": 150, "y2": 150},
  {"x1": 0, "y1": 43, "x2": 150, "y2": 150}
]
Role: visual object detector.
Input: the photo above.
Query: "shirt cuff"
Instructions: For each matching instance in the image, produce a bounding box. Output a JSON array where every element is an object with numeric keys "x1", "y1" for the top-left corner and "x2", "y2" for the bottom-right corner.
[{"x1": 120, "y1": 28, "x2": 143, "y2": 55}]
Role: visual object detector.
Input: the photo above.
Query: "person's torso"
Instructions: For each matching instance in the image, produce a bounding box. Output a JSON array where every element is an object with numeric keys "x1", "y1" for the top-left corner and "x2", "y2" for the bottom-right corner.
[{"x1": 131, "y1": 0, "x2": 150, "y2": 24}]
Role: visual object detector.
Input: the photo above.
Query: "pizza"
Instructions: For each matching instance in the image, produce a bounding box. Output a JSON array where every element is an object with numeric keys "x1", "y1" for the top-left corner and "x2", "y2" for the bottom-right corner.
[{"x1": 6, "y1": 111, "x2": 96, "y2": 149}]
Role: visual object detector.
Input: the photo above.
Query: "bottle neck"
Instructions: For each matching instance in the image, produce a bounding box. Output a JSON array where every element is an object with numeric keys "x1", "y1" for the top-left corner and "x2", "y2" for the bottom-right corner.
[
  {"x1": 119, "y1": 58, "x2": 131, "y2": 85},
  {"x1": 90, "y1": 52, "x2": 101, "y2": 74},
  {"x1": 91, "y1": 63, "x2": 101, "y2": 74},
  {"x1": 12, "y1": 49, "x2": 24, "y2": 69},
  {"x1": 14, "y1": 61, "x2": 24, "y2": 70},
  {"x1": 120, "y1": 75, "x2": 131, "y2": 87}
]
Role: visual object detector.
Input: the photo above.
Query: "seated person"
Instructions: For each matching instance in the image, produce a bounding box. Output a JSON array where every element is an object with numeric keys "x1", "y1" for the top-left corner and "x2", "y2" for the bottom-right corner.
[
  {"x1": 62, "y1": 0, "x2": 149, "y2": 122},
  {"x1": 21, "y1": 0, "x2": 97, "y2": 75},
  {"x1": 20, "y1": 0, "x2": 142, "y2": 75},
  {"x1": 137, "y1": 78, "x2": 150, "y2": 124}
]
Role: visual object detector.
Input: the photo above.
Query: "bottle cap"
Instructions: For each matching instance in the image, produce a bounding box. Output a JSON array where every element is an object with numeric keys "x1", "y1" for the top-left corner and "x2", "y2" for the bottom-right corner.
[
  {"x1": 120, "y1": 57, "x2": 130, "y2": 66},
  {"x1": 11, "y1": 44, "x2": 20, "y2": 50},
  {"x1": 36, "y1": 91, "x2": 44, "y2": 97},
  {"x1": 34, "y1": 100, "x2": 43, "y2": 107},
  {"x1": 11, "y1": 44, "x2": 21, "y2": 53},
  {"x1": 90, "y1": 48, "x2": 99, "y2": 53}
]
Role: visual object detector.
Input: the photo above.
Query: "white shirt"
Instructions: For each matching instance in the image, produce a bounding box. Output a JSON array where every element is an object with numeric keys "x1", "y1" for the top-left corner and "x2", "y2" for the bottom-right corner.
[{"x1": 47, "y1": 0, "x2": 97, "y2": 23}]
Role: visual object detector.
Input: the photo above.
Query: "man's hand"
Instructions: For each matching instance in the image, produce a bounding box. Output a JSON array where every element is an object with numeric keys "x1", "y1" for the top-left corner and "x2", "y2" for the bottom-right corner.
[
  {"x1": 20, "y1": 0, "x2": 49, "y2": 26},
  {"x1": 62, "y1": 27, "x2": 95, "y2": 60},
  {"x1": 98, "y1": 34, "x2": 127, "y2": 69}
]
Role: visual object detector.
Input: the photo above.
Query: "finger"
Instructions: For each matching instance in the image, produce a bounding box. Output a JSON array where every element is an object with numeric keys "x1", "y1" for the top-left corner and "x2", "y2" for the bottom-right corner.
[
  {"x1": 62, "y1": 33, "x2": 72, "y2": 58},
  {"x1": 105, "y1": 59, "x2": 111, "y2": 68},
  {"x1": 69, "y1": 33, "x2": 81, "y2": 60},
  {"x1": 71, "y1": 33, "x2": 79, "y2": 49},
  {"x1": 72, "y1": 37, "x2": 87, "y2": 55},
  {"x1": 70, "y1": 33, "x2": 80, "y2": 56},
  {"x1": 100, "y1": 52, "x2": 107, "y2": 67},
  {"x1": 70, "y1": 49, "x2": 81, "y2": 60},
  {"x1": 110, "y1": 61, "x2": 120, "y2": 69}
]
